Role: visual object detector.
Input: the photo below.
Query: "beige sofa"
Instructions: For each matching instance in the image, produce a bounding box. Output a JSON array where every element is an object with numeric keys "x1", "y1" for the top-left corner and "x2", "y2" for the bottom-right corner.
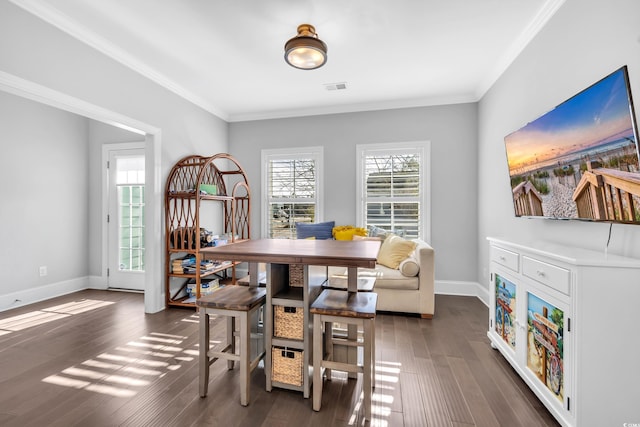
[{"x1": 327, "y1": 238, "x2": 435, "y2": 318}]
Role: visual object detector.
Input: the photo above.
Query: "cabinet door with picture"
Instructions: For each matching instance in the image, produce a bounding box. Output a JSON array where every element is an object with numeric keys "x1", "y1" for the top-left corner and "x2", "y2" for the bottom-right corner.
[
  {"x1": 494, "y1": 273, "x2": 517, "y2": 350},
  {"x1": 526, "y1": 290, "x2": 566, "y2": 403}
]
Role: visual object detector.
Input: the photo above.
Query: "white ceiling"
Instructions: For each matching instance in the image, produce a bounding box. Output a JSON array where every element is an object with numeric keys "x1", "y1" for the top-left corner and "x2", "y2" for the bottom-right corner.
[{"x1": 13, "y1": 0, "x2": 564, "y2": 122}]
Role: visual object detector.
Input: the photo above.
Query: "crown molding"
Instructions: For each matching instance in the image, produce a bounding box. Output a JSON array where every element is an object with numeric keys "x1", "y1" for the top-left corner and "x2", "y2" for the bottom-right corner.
[
  {"x1": 9, "y1": 0, "x2": 229, "y2": 121},
  {"x1": 475, "y1": 0, "x2": 566, "y2": 99},
  {"x1": 0, "y1": 70, "x2": 157, "y2": 135},
  {"x1": 227, "y1": 93, "x2": 479, "y2": 122}
]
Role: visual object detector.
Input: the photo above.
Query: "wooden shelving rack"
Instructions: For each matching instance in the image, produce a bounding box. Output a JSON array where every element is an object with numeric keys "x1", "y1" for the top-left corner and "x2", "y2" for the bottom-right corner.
[{"x1": 164, "y1": 153, "x2": 250, "y2": 308}]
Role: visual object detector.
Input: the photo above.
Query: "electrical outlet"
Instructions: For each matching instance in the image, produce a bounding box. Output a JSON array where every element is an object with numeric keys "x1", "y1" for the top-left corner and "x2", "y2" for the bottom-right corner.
[{"x1": 39, "y1": 266, "x2": 47, "y2": 277}]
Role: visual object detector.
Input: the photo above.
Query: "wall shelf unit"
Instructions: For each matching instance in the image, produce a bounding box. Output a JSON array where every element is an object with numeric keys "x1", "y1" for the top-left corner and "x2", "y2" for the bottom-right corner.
[{"x1": 164, "y1": 153, "x2": 250, "y2": 308}]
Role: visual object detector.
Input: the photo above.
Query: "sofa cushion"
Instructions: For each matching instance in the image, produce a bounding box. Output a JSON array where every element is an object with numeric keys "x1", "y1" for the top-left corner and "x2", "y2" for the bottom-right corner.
[
  {"x1": 368, "y1": 264, "x2": 419, "y2": 290},
  {"x1": 328, "y1": 265, "x2": 419, "y2": 291},
  {"x1": 295, "y1": 221, "x2": 335, "y2": 240},
  {"x1": 324, "y1": 275, "x2": 377, "y2": 291},
  {"x1": 377, "y1": 234, "x2": 417, "y2": 269}
]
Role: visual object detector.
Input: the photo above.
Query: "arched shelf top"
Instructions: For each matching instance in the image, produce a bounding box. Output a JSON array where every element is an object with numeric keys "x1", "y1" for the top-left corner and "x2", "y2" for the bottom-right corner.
[{"x1": 165, "y1": 153, "x2": 250, "y2": 202}]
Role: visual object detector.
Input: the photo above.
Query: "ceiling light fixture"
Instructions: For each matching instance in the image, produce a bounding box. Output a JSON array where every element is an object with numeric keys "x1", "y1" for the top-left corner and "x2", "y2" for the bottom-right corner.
[{"x1": 284, "y1": 24, "x2": 327, "y2": 70}]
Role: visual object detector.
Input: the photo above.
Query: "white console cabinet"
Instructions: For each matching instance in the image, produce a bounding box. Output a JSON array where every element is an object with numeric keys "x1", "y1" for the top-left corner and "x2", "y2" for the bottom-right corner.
[{"x1": 487, "y1": 237, "x2": 640, "y2": 427}]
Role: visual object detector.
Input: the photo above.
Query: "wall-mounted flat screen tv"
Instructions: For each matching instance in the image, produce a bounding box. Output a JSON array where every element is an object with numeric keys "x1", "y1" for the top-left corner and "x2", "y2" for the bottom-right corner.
[{"x1": 504, "y1": 66, "x2": 640, "y2": 224}]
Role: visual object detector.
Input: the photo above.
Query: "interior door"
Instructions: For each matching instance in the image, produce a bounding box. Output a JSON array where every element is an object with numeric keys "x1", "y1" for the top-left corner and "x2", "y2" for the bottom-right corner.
[{"x1": 107, "y1": 147, "x2": 145, "y2": 291}]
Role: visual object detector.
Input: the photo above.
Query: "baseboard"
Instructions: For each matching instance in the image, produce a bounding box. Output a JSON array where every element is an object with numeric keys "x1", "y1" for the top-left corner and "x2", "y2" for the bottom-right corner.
[
  {"x1": 0, "y1": 276, "x2": 91, "y2": 312},
  {"x1": 435, "y1": 280, "x2": 489, "y2": 307},
  {"x1": 88, "y1": 275, "x2": 108, "y2": 290}
]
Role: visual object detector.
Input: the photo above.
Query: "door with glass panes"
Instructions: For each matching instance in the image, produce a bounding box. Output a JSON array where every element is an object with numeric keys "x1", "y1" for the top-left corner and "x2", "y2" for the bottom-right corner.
[{"x1": 108, "y1": 148, "x2": 145, "y2": 291}]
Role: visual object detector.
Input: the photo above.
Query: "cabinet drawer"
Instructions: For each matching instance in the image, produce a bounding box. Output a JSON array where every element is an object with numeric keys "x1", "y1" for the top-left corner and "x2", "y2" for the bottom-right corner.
[
  {"x1": 522, "y1": 256, "x2": 571, "y2": 295},
  {"x1": 491, "y1": 246, "x2": 519, "y2": 272}
]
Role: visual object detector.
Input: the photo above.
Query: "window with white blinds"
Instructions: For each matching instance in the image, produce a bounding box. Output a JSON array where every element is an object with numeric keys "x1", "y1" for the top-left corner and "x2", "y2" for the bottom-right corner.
[
  {"x1": 262, "y1": 147, "x2": 324, "y2": 238},
  {"x1": 356, "y1": 142, "x2": 430, "y2": 242}
]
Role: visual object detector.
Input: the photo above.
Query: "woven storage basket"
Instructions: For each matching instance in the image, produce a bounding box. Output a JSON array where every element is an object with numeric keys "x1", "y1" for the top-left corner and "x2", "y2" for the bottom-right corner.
[
  {"x1": 272, "y1": 347, "x2": 303, "y2": 386},
  {"x1": 274, "y1": 305, "x2": 304, "y2": 340},
  {"x1": 289, "y1": 264, "x2": 304, "y2": 287}
]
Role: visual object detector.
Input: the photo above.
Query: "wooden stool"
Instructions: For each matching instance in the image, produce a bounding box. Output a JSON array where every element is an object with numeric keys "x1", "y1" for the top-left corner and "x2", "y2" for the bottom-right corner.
[
  {"x1": 322, "y1": 274, "x2": 376, "y2": 382},
  {"x1": 197, "y1": 285, "x2": 266, "y2": 406},
  {"x1": 311, "y1": 289, "x2": 377, "y2": 420}
]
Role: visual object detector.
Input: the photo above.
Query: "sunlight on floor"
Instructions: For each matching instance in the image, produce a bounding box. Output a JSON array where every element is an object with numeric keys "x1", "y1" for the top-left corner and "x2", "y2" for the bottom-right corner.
[
  {"x1": 29, "y1": 303, "x2": 403, "y2": 422},
  {"x1": 181, "y1": 314, "x2": 199, "y2": 324},
  {"x1": 44, "y1": 299, "x2": 115, "y2": 314},
  {"x1": 0, "y1": 299, "x2": 115, "y2": 333},
  {"x1": 343, "y1": 359, "x2": 400, "y2": 427},
  {"x1": 42, "y1": 328, "x2": 198, "y2": 398}
]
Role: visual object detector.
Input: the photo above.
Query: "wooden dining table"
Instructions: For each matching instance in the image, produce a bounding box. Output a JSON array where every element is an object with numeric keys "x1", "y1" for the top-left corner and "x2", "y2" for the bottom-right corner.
[
  {"x1": 200, "y1": 238, "x2": 380, "y2": 397},
  {"x1": 201, "y1": 238, "x2": 380, "y2": 289}
]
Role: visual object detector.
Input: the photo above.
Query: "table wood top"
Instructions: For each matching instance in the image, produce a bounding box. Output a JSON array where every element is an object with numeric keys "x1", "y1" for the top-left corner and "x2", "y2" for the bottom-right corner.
[{"x1": 201, "y1": 238, "x2": 380, "y2": 268}]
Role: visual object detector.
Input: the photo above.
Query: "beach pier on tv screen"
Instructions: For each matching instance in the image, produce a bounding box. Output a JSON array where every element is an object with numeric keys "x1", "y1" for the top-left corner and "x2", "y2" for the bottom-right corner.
[{"x1": 504, "y1": 66, "x2": 640, "y2": 225}]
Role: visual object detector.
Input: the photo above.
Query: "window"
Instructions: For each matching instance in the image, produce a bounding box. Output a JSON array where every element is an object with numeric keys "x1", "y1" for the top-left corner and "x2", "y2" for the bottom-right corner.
[
  {"x1": 116, "y1": 156, "x2": 145, "y2": 271},
  {"x1": 262, "y1": 147, "x2": 324, "y2": 238},
  {"x1": 356, "y1": 141, "x2": 430, "y2": 242}
]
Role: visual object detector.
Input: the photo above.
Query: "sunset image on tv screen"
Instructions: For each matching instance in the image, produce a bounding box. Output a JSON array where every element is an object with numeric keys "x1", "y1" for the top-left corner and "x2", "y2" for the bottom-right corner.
[{"x1": 504, "y1": 66, "x2": 640, "y2": 223}]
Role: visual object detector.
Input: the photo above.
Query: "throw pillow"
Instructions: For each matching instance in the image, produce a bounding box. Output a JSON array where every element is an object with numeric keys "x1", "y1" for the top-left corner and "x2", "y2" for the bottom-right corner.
[
  {"x1": 332, "y1": 225, "x2": 368, "y2": 240},
  {"x1": 376, "y1": 234, "x2": 417, "y2": 269},
  {"x1": 367, "y1": 225, "x2": 389, "y2": 239},
  {"x1": 399, "y1": 255, "x2": 420, "y2": 277},
  {"x1": 295, "y1": 221, "x2": 335, "y2": 240}
]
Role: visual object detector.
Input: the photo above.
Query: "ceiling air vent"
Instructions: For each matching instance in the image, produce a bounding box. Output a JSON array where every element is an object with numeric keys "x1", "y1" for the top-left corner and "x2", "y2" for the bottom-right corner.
[{"x1": 324, "y1": 82, "x2": 347, "y2": 91}]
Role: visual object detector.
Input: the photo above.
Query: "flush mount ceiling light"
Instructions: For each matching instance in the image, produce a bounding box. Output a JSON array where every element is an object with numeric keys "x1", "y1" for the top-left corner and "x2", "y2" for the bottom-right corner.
[{"x1": 284, "y1": 24, "x2": 327, "y2": 70}]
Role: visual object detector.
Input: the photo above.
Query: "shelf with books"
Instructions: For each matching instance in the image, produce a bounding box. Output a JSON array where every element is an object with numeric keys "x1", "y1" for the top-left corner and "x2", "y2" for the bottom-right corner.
[{"x1": 164, "y1": 153, "x2": 251, "y2": 308}]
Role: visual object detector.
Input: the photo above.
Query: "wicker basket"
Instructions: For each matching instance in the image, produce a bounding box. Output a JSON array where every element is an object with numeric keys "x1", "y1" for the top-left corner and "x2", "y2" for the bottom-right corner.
[
  {"x1": 289, "y1": 264, "x2": 304, "y2": 287},
  {"x1": 272, "y1": 347, "x2": 303, "y2": 386},
  {"x1": 274, "y1": 305, "x2": 304, "y2": 340}
]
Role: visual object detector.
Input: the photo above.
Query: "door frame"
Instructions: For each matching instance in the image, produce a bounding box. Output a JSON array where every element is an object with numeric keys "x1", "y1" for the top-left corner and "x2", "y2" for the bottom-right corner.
[
  {"x1": 103, "y1": 143, "x2": 146, "y2": 292},
  {"x1": 0, "y1": 70, "x2": 164, "y2": 313}
]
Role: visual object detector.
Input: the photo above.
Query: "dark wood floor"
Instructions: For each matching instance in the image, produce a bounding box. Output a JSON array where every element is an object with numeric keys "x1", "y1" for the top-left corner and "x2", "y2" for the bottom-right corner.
[{"x1": 0, "y1": 290, "x2": 559, "y2": 427}]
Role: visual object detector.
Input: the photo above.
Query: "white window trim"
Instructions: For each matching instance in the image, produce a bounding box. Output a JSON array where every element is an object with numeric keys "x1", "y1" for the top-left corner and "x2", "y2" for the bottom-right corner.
[
  {"x1": 261, "y1": 146, "x2": 324, "y2": 238},
  {"x1": 356, "y1": 141, "x2": 431, "y2": 243}
]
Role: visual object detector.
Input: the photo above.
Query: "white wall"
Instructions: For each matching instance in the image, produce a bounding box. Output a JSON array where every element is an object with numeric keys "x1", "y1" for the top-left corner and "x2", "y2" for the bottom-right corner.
[
  {"x1": 0, "y1": 1, "x2": 229, "y2": 311},
  {"x1": 0, "y1": 91, "x2": 89, "y2": 310},
  {"x1": 478, "y1": 0, "x2": 640, "y2": 290},
  {"x1": 230, "y1": 103, "x2": 480, "y2": 289}
]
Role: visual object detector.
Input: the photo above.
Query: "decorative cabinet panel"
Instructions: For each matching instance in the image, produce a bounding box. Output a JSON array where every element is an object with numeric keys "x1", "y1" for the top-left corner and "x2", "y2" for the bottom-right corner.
[
  {"x1": 488, "y1": 237, "x2": 640, "y2": 427},
  {"x1": 524, "y1": 289, "x2": 568, "y2": 407},
  {"x1": 494, "y1": 273, "x2": 517, "y2": 351}
]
